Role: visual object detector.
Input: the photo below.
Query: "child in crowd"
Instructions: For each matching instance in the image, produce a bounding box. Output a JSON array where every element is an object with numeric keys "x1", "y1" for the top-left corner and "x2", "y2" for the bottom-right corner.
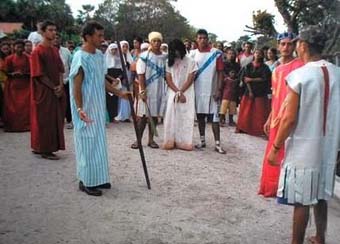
[{"x1": 220, "y1": 69, "x2": 238, "y2": 126}]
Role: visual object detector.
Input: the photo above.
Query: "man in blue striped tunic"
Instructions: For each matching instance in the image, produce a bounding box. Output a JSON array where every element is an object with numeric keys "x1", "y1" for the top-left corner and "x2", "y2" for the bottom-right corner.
[{"x1": 69, "y1": 21, "x2": 130, "y2": 196}]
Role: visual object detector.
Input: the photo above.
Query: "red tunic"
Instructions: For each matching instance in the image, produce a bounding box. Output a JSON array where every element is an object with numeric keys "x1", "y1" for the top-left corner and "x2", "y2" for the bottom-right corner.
[
  {"x1": 3, "y1": 53, "x2": 31, "y2": 131},
  {"x1": 30, "y1": 44, "x2": 66, "y2": 153},
  {"x1": 258, "y1": 58, "x2": 304, "y2": 197}
]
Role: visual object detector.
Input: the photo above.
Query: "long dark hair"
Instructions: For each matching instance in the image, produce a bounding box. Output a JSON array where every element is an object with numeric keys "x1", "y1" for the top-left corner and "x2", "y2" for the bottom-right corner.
[{"x1": 168, "y1": 39, "x2": 186, "y2": 67}]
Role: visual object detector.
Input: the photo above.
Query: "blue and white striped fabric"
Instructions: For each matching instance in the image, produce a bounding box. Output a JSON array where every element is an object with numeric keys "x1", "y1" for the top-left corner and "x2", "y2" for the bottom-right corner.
[{"x1": 69, "y1": 49, "x2": 110, "y2": 187}]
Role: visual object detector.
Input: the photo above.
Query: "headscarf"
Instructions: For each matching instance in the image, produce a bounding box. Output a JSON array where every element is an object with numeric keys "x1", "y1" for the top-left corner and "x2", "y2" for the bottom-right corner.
[
  {"x1": 141, "y1": 42, "x2": 150, "y2": 51},
  {"x1": 120, "y1": 40, "x2": 134, "y2": 65},
  {"x1": 105, "y1": 43, "x2": 121, "y2": 69}
]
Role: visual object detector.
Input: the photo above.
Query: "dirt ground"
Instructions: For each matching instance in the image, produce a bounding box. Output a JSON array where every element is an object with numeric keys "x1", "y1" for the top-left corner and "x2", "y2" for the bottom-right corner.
[{"x1": 1, "y1": 123, "x2": 340, "y2": 244}]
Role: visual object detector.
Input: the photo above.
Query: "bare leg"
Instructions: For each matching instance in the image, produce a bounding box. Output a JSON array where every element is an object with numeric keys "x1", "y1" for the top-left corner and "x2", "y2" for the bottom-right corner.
[
  {"x1": 212, "y1": 122, "x2": 220, "y2": 141},
  {"x1": 308, "y1": 200, "x2": 327, "y2": 244},
  {"x1": 212, "y1": 122, "x2": 226, "y2": 154},
  {"x1": 131, "y1": 116, "x2": 147, "y2": 149},
  {"x1": 195, "y1": 114, "x2": 206, "y2": 148},
  {"x1": 148, "y1": 117, "x2": 158, "y2": 144},
  {"x1": 292, "y1": 204, "x2": 310, "y2": 244}
]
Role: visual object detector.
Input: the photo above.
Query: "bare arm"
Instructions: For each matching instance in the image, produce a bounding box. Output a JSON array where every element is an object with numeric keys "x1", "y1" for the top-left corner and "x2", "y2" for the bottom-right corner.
[
  {"x1": 165, "y1": 72, "x2": 180, "y2": 93},
  {"x1": 105, "y1": 78, "x2": 131, "y2": 99},
  {"x1": 138, "y1": 73, "x2": 146, "y2": 91},
  {"x1": 180, "y1": 71, "x2": 196, "y2": 93},
  {"x1": 267, "y1": 87, "x2": 299, "y2": 165},
  {"x1": 264, "y1": 111, "x2": 272, "y2": 136},
  {"x1": 73, "y1": 67, "x2": 84, "y2": 110}
]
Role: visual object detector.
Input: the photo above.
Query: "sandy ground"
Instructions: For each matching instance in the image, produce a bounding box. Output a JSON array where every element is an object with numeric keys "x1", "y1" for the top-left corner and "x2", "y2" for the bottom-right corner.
[{"x1": 0, "y1": 123, "x2": 340, "y2": 244}]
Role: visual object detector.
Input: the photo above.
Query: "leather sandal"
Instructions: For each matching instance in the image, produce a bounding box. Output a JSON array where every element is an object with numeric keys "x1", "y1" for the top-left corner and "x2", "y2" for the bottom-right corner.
[
  {"x1": 147, "y1": 141, "x2": 159, "y2": 149},
  {"x1": 195, "y1": 142, "x2": 206, "y2": 149},
  {"x1": 131, "y1": 141, "x2": 139, "y2": 149},
  {"x1": 41, "y1": 153, "x2": 60, "y2": 160},
  {"x1": 79, "y1": 181, "x2": 102, "y2": 196},
  {"x1": 97, "y1": 183, "x2": 111, "y2": 189},
  {"x1": 215, "y1": 145, "x2": 226, "y2": 154}
]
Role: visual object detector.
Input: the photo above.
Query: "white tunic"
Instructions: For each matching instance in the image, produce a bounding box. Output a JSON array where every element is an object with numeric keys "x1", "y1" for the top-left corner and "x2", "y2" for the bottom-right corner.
[
  {"x1": 190, "y1": 48, "x2": 221, "y2": 116},
  {"x1": 136, "y1": 51, "x2": 167, "y2": 117},
  {"x1": 163, "y1": 56, "x2": 198, "y2": 150},
  {"x1": 277, "y1": 60, "x2": 340, "y2": 205}
]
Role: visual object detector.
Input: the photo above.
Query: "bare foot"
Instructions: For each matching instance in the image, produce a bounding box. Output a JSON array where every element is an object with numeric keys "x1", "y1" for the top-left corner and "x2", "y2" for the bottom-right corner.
[{"x1": 308, "y1": 236, "x2": 324, "y2": 244}]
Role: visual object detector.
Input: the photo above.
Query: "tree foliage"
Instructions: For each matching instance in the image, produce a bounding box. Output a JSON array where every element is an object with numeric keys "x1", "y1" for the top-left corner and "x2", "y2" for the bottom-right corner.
[
  {"x1": 274, "y1": 0, "x2": 339, "y2": 33},
  {"x1": 245, "y1": 10, "x2": 277, "y2": 37},
  {"x1": 274, "y1": 0, "x2": 340, "y2": 52},
  {"x1": 94, "y1": 0, "x2": 196, "y2": 41},
  {"x1": 77, "y1": 4, "x2": 96, "y2": 25},
  {"x1": 0, "y1": 0, "x2": 75, "y2": 32}
]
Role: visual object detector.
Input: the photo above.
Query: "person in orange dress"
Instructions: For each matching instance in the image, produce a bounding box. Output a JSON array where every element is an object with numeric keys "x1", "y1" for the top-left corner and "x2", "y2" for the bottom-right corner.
[{"x1": 258, "y1": 32, "x2": 304, "y2": 197}]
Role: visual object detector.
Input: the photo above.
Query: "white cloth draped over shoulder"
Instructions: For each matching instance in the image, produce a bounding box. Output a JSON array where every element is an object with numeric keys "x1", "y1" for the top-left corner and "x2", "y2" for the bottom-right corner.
[
  {"x1": 277, "y1": 60, "x2": 340, "y2": 205},
  {"x1": 163, "y1": 55, "x2": 198, "y2": 150},
  {"x1": 189, "y1": 48, "x2": 221, "y2": 118},
  {"x1": 135, "y1": 50, "x2": 167, "y2": 117}
]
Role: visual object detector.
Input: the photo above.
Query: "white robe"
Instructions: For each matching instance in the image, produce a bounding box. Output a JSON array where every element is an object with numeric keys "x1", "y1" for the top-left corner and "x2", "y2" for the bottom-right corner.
[
  {"x1": 277, "y1": 60, "x2": 340, "y2": 205},
  {"x1": 163, "y1": 56, "x2": 197, "y2": 150},
  {"x1": 135, "y1": 51, "x2": 167, "y2": 117},
  {"x1": 190, "y1": 48, "x2": 221, "y2": 119}
]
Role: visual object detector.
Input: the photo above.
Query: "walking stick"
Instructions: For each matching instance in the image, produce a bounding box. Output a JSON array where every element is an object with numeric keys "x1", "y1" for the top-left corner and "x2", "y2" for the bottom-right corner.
[{"x1": 116, "y1": 41, "x2": 151, "y2": 190}]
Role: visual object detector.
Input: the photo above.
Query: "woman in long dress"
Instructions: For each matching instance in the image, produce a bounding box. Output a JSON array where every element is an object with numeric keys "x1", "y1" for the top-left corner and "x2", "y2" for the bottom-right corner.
[
  {"x1": 163, "y1": 39, "x2": 197, "y2": 150},
  {"x1": 115, "y1": 41, "x2": 133, "y2": 122}
]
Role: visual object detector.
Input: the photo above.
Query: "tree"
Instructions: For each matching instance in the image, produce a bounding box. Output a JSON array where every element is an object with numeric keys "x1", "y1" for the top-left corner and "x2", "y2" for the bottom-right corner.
[
  {"x1": 77, "y1": 4, "x2": 95, "y2": 25},
  {"x1": 0, "y1": 0, "x2": 18, "y2": 22},
  {"x1": 245, "y1": 10, "x2": 277, "y2": 37},
  {"x1": 274, "y1": 0, "x2": 340, "y2": 52},
  {"x1": 274, "y1": 0, "x2": 339, "y2": 33},
  {"x1": 110, "y1": 0, "x2": 195, "y2": 42}
]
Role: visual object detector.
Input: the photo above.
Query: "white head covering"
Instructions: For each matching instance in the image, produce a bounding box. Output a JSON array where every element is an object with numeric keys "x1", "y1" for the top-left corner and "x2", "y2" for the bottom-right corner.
[
  {"x1": 148, "y1": 32, "x2": 163, "y2": 42},
  {"x1": 105, "y1": 43, "x2": 121, "y2": 69},
  {"x1": 120, "y1": 40, "x2": 133, "y2": 65},
  {"x1": 141, "y1": 42, "x2": 149, "y2": 51},
  {"x1": 161, "y1": 43, "x2": 168, "y2": 53}
]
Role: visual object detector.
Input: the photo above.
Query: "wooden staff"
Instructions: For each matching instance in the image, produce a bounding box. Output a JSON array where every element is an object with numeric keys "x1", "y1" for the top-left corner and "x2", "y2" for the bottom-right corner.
[{"x1": 116, "y1": 40, "x2": 151, "y2": 190}]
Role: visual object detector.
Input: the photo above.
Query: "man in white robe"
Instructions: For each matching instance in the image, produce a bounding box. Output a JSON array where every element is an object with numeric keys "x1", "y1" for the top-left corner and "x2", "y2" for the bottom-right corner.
[
  {"x1": 267, "y1": 26, "x2": 340, "y2": 244},
  {"x1": 190, "y1": 29, "x2": 225, "y2": 154},
  {"x1": 131, "y1": 32, "x2": 167, "y2": 149}
]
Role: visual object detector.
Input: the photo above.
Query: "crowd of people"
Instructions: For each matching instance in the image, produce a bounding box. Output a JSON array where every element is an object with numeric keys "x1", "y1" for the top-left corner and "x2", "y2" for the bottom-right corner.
[{"x1": 0, "y1": 19, "x2": 340, "y2": 244}]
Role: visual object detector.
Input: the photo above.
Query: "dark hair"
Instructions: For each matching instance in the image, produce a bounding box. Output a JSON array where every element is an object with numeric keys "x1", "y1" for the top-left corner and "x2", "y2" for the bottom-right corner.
[
  {"x1": 24, "y1": 40, "x2": 32, "y2": 44},
  {"x1": 196, "y1": 29, "x2": 208, "y2": 37},
  {"x1": 254, "y1": 48, "x2": 265, "y2": 63},
  {"x1": 307, "y1": 42, "x2": 324, "y2": 56},
  {"x1": 0, "y1": 41, "x2": 10, "y2": 47},
  {"x1": 81, "y1": 21, "x2": 104, "y2": 41},
  {"x1": 168, "y1": 39, "x2": 186, "y2": 67},
  {"x1": 267, "y1": 47, "x2": 278, "y2": 60},
  {"x1": 14, "y1": 39, "x2": 25, "y2": 46},
  {"x1": 41, "y1": 20, "x2": 56, "y2": 32},
  {"x1": 134, "y1": 36, "x2": 143, "y2": 44},
  {"x1": 244, "y1": 41, "x2": 253, "y2": 47}
]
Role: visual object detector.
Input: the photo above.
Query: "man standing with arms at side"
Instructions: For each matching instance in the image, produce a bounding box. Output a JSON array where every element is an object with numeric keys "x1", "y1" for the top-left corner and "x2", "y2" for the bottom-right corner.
[
  {"x1": 53, "y1": 33, "x2": 73, "y2": 129},
  {"x1": 268, "y1": 26, "x2": 340, "y2": 244},
  {"x1": 30, "y1": 20, "x2": 66, "y2": 160},
  {"x1": 258, "y1": 32, "x2": 304, "y2": 197},
  {"x1": 131, "y1": 31, "x2": 167, "y2": 149},
  {"x1": 190, "y1": 29, "x2": 225, "y2": 154},
  {"x1": 69, "y1": 21, "x2": 130, "y2": 196}
]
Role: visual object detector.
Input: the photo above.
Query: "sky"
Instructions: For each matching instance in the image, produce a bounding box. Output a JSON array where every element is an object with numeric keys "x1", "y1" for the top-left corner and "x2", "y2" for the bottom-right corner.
[{"x1": 66, "y1": 0, "x2": 286, "y2": 42}]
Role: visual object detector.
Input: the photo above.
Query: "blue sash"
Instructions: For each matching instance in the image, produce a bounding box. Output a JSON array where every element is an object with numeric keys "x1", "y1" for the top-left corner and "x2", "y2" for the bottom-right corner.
[
  {"x1": 140, "y1": 56, "x2": 165, "y2": 86},
  {"x1": 195, "y1": 50, "x2": 222, "y2": 80}
]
